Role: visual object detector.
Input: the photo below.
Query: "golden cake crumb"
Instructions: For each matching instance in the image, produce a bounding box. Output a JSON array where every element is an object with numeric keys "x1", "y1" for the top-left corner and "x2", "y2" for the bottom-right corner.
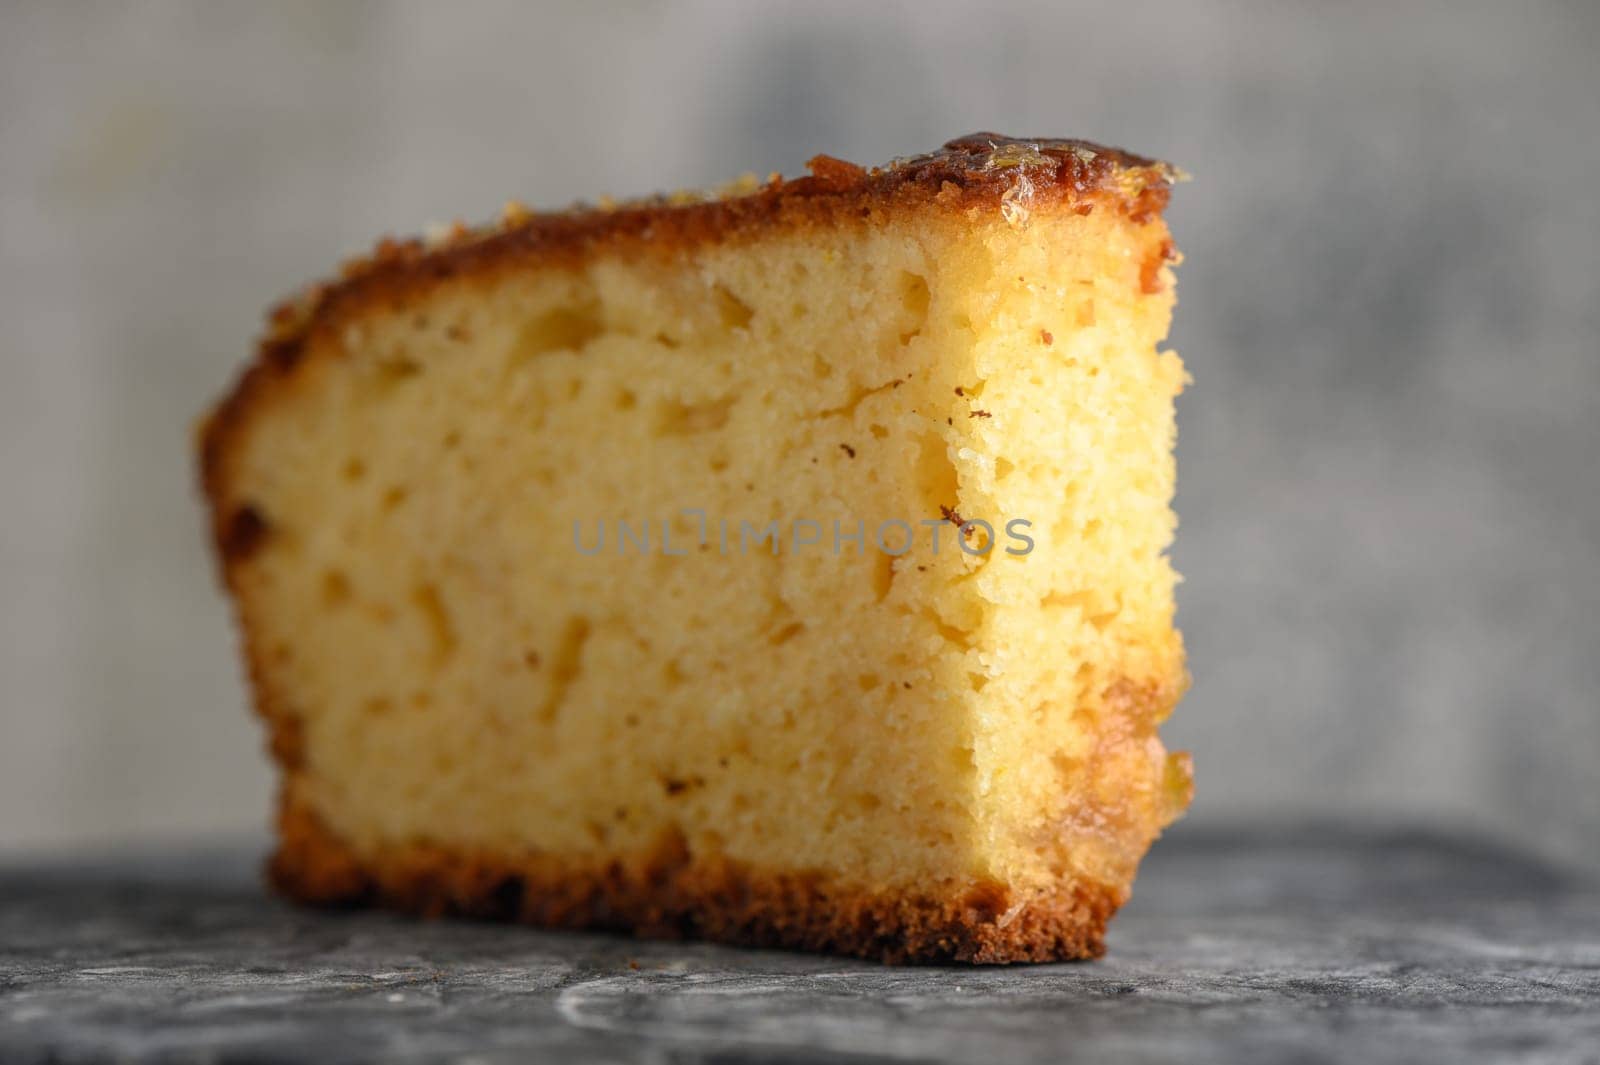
[{"x1": 200, "y1": 133, "x2": 1190, "y2": 964}]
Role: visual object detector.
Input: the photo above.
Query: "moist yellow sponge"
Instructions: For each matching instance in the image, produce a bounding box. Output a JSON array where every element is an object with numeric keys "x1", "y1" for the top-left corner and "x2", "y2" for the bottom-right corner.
[{"x1": 200, "y1": 134, "x2": 1191, "y2": 963}]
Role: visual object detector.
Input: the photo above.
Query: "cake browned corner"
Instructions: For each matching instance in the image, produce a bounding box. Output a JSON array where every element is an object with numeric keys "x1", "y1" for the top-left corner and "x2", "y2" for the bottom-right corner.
[{"x1": 199, "y1": 133, "x2": 1193, "y2": 964}]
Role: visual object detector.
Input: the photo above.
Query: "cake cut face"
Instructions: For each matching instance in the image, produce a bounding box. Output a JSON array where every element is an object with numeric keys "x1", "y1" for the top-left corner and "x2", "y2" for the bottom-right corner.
[{"x1": 201, "y1": 134, "x2": 1191, "y2": 963}]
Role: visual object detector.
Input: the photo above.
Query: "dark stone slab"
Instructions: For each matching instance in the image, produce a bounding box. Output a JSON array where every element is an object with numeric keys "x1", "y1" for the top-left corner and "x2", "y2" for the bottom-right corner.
[{"x1": 1, "y1": 825, "x2": 1596, "y2": 1064}]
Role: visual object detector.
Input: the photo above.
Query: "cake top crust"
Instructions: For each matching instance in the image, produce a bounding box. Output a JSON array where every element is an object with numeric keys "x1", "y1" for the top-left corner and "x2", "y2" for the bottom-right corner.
[{"x1": 252, "y1": 134, "x2": 1179, "y2": 364}]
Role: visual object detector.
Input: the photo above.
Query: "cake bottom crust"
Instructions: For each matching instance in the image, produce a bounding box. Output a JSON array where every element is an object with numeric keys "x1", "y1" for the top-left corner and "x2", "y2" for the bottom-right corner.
[{"x1": 270, "y1": 796, "x2": 1122, "y2": 965}]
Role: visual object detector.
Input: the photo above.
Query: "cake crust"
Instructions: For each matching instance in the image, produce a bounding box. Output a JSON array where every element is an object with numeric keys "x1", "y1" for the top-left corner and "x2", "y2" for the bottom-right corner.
[{"x1": 272, "y1": 794, "x2": 1122, "y2": 965}]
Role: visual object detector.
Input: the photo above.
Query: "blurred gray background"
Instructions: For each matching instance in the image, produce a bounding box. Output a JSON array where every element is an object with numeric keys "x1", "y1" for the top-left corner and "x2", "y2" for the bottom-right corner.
[{"x1": 2, "y1": 1, "x2": 1596, "y2": 863}]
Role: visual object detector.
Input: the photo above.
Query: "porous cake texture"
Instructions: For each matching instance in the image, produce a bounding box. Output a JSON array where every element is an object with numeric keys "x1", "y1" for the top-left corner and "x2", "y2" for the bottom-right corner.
[{"x1": 200, "y1": 134, "x2": 1192, "y2": 963}]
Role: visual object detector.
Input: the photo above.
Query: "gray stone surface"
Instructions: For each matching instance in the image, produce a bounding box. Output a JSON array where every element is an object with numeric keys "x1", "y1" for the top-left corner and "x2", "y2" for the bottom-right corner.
[{"x1": 2, "y1": 826, "x2": 1597, "y2": 1064}]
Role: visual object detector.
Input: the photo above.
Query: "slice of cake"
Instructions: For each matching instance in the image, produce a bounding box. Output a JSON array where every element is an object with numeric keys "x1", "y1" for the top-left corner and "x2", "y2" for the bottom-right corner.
[{"x1": 199, "y1": 134, "x2": 1191, "y2": 964}]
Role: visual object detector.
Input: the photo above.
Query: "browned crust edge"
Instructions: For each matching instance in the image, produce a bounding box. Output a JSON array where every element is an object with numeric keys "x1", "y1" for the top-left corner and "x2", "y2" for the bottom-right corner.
[
  {"x1": 259, "y1": 132, "x2": 1173, "y2": 365},
  {"x1": 272, "y1": 792, "x2": 1123, "y2": 965}
]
